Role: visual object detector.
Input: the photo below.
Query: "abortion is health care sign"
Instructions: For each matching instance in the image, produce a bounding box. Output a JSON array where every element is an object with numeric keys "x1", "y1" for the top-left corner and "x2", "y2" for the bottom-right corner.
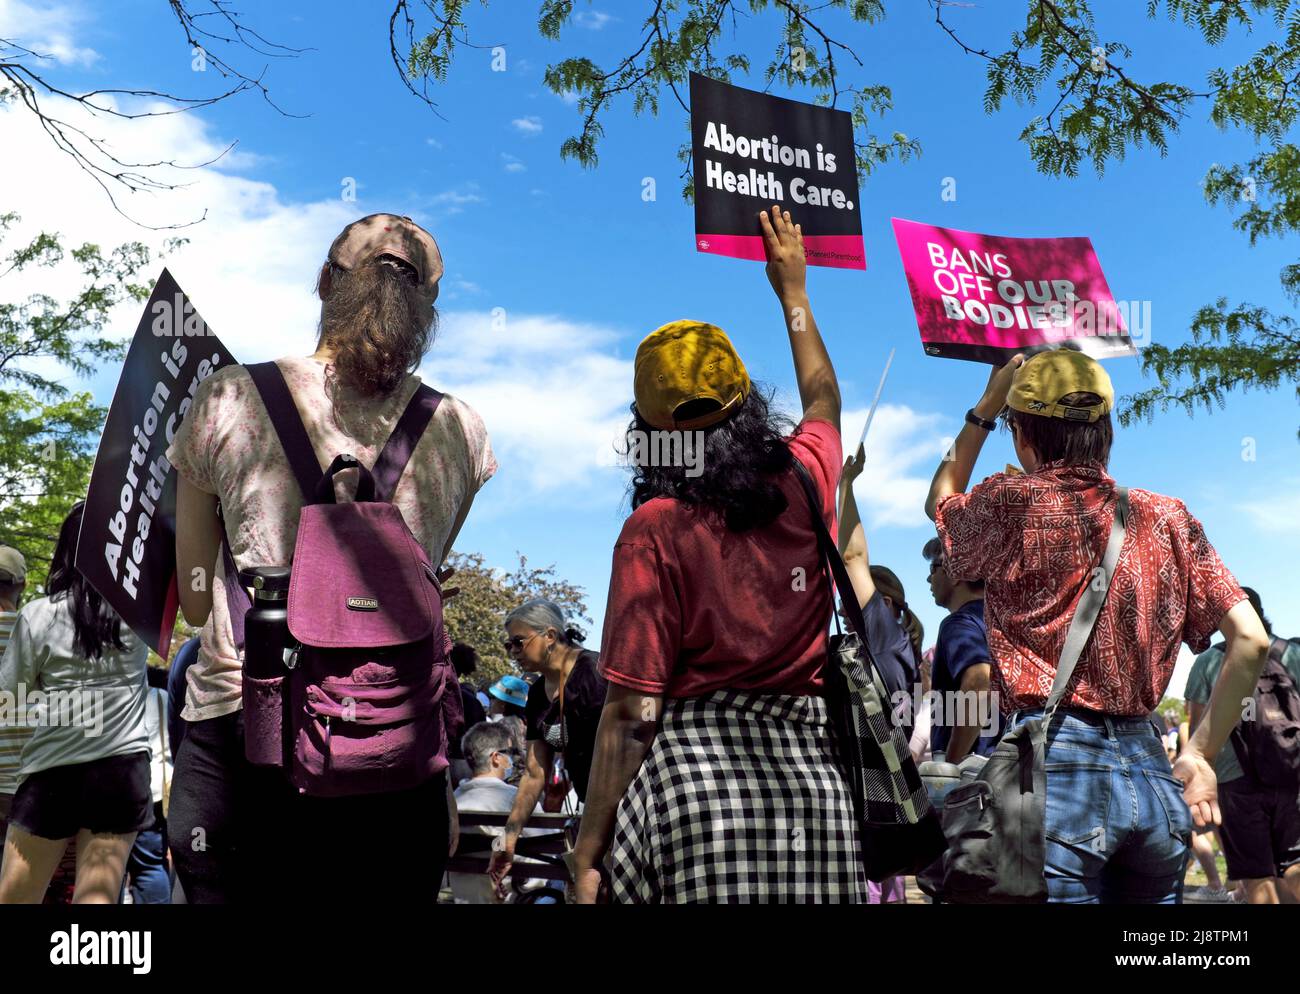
[
  {"x1": 691, "y1": 73, "x2": 865, "y2": 270},
  {"x1": 76, "y1": 270, "x2": 237, "y2": 654},
  {"x1": 892, "y1": 218, "x2": 1136, "y2": 365}
]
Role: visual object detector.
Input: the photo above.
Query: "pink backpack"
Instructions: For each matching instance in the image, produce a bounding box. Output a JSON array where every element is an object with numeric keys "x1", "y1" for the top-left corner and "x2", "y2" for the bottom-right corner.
[{"x1": 223, "y1": 361, "x2": 454, "y2": 797}]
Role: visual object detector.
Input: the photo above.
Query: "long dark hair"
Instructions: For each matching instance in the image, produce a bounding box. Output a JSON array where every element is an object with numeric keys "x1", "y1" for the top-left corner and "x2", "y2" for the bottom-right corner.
[
  {"x1": 316, "y1": 258, "x2": 437, "y2": 397},
  {"x1": 870, "y1": 565, "x2": 924, "y2": 670},
  {"x1": 626, "y1": 386, "x2": 795, "y2": 532},
  {"x1": 46, "y1": 502, "x2": 125, "y2": 660}
]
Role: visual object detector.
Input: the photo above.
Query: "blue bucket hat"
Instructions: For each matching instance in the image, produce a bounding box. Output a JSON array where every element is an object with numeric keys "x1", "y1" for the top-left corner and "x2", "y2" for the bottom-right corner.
[{"x1": 488, "y1": 675, "x2": 530, "y2": 709}]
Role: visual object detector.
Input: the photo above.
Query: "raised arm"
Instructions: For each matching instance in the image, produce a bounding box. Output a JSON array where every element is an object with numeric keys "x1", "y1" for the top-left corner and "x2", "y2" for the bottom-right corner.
[
  {"x1": 925, "y1": 355, "x2": 1023, "y2": 521},
  {"x1": 837, "y1": 444, "x2": 875, "y2": 609},
  {"x1": 760, "y1": 206, "x2": 840, "y2": 435}
]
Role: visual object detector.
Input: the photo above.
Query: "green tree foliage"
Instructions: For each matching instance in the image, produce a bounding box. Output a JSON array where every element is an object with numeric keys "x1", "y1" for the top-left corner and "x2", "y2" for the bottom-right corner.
[
  {"x1": 930, "y1": 0, "x2": 1300, "y2": 434},
  {"x1": 396, "y1": 0, "x2": 1300, "y2": 431},
  {"x1": 393, "y1": 0, "x2": 919, "y2": 198},
  {"x1": 442, "y1": 549, "x2": 591, "y2": 686},
  {"x1": 0, "y1": 213, "x2": 170, "y2": 594}
]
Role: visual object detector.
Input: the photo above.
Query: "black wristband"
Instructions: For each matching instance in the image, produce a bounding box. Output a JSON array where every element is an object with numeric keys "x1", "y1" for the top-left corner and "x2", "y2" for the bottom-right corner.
[{"x1": 965, "y1": 408, "x2": 997, "y2": 432}]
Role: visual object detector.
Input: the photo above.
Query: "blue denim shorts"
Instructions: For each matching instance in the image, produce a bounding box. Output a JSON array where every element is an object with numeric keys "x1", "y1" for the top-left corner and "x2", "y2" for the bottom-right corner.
[{"x1": 1008, "y1": 708, "x2": 1192, "y2": 904}]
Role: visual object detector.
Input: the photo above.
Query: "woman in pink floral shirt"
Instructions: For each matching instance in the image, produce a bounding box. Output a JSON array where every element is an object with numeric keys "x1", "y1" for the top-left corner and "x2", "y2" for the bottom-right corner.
[{"x1": 165, "y1": 215, "x2": 495, "y2": 904}]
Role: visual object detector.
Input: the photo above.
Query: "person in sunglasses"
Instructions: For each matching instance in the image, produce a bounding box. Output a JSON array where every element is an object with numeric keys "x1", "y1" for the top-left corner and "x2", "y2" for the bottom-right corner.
[{"x1": 488, "y1": 598, "x2": 605, "y2": 892}]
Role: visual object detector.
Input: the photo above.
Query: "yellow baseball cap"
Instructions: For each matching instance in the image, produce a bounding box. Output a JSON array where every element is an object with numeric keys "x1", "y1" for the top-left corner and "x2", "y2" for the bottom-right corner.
[
  {"x1": 1007, "y1": 349, "x2": 1114, "y2": 423},
  {"x1": 634, "y1": 320, "x2": 751, "y2": 430}
]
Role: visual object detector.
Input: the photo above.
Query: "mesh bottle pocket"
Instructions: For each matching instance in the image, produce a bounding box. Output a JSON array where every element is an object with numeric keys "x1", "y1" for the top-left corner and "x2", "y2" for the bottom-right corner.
[{"x1": 243, "y1": 674, "x2": 286, "y2": 768}]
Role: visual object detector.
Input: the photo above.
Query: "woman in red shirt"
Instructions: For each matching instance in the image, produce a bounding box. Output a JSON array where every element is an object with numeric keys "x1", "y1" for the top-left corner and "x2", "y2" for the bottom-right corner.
[{"x1": 569, "y1": 206, "x2": 865, "y2": 902}]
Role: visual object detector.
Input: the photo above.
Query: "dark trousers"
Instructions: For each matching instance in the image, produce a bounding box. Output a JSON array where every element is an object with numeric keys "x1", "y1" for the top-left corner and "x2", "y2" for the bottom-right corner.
[{"x1": 169, "y1": 709, "x2": 449, "y2": 904}]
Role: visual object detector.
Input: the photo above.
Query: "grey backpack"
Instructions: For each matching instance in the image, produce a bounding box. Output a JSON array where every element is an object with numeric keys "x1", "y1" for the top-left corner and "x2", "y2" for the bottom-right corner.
[{"x1": 940, "y1": 488, "x2": 1129, "y2": 903}]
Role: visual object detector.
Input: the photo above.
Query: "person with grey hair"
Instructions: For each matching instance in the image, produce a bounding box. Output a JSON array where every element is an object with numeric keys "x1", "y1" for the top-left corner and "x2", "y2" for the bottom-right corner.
[
  {"x1": 488, "y1": 598, "x2": 604, "y2": 893},
  {"x1": 448, "y1": 721, "x2": 544, "y2": 904}
]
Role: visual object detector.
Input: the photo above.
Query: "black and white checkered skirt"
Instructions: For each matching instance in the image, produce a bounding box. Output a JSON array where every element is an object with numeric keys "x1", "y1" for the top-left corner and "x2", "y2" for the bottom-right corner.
[{"x1": 608, "y1": 690, "x2": 868, "y2": 903}]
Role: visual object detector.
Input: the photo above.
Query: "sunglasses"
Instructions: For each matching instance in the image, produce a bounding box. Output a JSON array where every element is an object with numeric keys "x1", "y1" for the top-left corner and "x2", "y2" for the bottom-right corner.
[{"x1": 501, "y1": 632, "x2": 541, "y2": 653}]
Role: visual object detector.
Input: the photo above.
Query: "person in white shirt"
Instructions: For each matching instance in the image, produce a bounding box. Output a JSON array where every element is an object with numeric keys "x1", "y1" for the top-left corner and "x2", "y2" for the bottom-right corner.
[
  {"x1": 0, "y1": 545, "x2": 28, "y2": 828},
  {"x1": 0, "y1": 504, "x2": 151, "y2": 904},
  {"x1": 449, "y1": 721, "x2": 554, "y2": 904}
]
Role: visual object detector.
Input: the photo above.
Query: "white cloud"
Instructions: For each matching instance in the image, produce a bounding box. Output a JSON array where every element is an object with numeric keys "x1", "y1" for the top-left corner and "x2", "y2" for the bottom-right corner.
[
  {"x1": 1236, "y1": 485, "x2": 1300, "y2": 536},
  {"x1": 840, "y1": 403, "x2": 950, "y2": 528},
  {"x1": 0, "y1": 0, "x2": 99, "y2": 67},
  {"x1": 557, "y1": 89, "x2": 580, "y2": 106},
  {"x1": 575, "y1": 10, "x2": 615, "y2": 30},
  {"x1": 423, "y1": 185, "x2": 485, "y2": 214},
  {"x1": 511, "y1": 115, "x2": 543, "y2": 136},
  {"x1": 501, "y1": 153, "x2": 527, "y2": 173},
  {"x1": 426, "y1": 311, "x2": 633, "y2": 493},
  {"x1": 0, "y1": 83, "x2": 636, "y2": 510},
  {"x1": 425, "y1": 137, "x2": 444, "y2": 149}
]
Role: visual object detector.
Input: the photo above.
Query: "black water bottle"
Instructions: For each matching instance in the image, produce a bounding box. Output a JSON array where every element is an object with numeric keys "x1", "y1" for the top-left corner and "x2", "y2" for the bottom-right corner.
[
  {"x1": 239, "y1": 566, "x2": 292, "y2": 678},
  {"x1": 239, "y1": 565, "x2": 293, "y2": 769}
]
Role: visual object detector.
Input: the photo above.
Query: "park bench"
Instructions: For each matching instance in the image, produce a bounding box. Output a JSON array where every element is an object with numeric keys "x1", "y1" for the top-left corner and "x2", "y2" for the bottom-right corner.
[{"x1": 445, "y1": 810, "x2": 575, "y2": 904}]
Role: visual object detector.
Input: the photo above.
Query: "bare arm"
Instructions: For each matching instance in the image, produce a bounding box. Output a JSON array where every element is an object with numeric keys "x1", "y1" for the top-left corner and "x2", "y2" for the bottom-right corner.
[
  {"x1": 925, "y1": 356, "x2": 1023, "y2": 521},
  {"x1": 944, "y1": 663, "x2": 992, "y2": 763},
  {"x1": 760, "y1": 206, "x2": 840, "y2": 435},
  {"x1": 502, "y1": 738, "x2": 550, "y2": 844},
  {"x1": 837, "y1": 446, "x2": 875, "y2": 608},
  {"x1": 1173, "y1": 600, "x2": 1270, "y2": 826},
  {"x1": 175, "y1": 474, "x2": 221, "y2": 627},
  {"x1": 487, "y1": 736, "x2": 552, "y2": 890},
  {"x1": 570, "y1": 683, "x2": 663, "y2": 902}
]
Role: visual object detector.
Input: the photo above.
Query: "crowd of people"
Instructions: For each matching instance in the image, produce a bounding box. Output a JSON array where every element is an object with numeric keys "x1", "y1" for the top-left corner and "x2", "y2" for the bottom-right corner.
[{"x1": 0, "y1": 208, "x2": 1295, "y2": 904}]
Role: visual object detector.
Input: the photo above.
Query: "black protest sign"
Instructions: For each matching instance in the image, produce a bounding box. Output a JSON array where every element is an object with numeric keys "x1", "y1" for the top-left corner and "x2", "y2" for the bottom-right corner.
[
  {"x1": 76, "y1": 269, "x2": 238, "y2": 655},
  {"x1": 690, "y1": 72, "x2": 865, "y2": 270}
]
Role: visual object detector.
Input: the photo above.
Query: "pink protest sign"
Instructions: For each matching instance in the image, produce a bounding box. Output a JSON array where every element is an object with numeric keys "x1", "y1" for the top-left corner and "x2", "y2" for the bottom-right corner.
[{"x1": 892, "y1": 218, "x2": 1136, "y2": 364}]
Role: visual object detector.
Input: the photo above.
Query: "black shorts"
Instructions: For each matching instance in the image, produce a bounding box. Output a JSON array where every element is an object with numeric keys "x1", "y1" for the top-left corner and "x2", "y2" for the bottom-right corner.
[
  {"x1": 1218, "y1": 777, "x2": 1300, "y2": 880},
  {"x1": 8, "y1": 751, "x2": 153, "y2": 840}
]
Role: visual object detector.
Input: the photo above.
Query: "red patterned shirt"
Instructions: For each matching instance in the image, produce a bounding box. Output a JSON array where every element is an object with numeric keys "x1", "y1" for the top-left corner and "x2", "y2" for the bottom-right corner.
[{"x1": 935, "y1": 461, "x2": 1244, "y2": 715}]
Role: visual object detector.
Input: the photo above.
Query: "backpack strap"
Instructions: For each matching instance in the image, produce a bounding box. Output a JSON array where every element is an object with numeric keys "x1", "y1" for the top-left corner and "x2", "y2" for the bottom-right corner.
[
  {"x1": 371, "y1": 383, "x2": 443, "y2": 502},
  {"x1": 244, "y1": 361, "x2": 323, "y2": 502},
  {"x1": 222, "y1": 361, "x2": 324, "y2": 651}
]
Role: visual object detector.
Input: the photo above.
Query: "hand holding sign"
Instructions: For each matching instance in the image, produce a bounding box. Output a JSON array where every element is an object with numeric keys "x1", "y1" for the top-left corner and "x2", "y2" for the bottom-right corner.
[
  {"x1": 843, "y1": 443, "x2": 866, "y2": 483},
  {"x1": 975, "y1": 353, "x2": 1026, "y2": 421},
  {"x1": 759, "y1": 206, "x2": 807, "y2": 301}
]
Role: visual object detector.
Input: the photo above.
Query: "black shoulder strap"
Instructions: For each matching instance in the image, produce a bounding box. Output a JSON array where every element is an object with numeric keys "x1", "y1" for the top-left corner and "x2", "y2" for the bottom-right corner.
[
  {"x1": 790, "y1": 460, "x2": 874, "y2": 655},
  {"x1": 221, "y1": 361, "x2": 322, "y2": 651},
  {"x1": 371, "y1": 382, "x2": 443, "y2": 502},
  {"x1": 244, "y1": 361, "x2": 322, "y2": 502}
]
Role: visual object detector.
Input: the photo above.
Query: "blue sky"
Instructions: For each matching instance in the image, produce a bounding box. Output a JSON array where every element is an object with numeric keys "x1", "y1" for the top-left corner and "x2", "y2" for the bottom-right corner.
[{"x1": 2, "y1": 1, "x2": 1297, "y2": 693}]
